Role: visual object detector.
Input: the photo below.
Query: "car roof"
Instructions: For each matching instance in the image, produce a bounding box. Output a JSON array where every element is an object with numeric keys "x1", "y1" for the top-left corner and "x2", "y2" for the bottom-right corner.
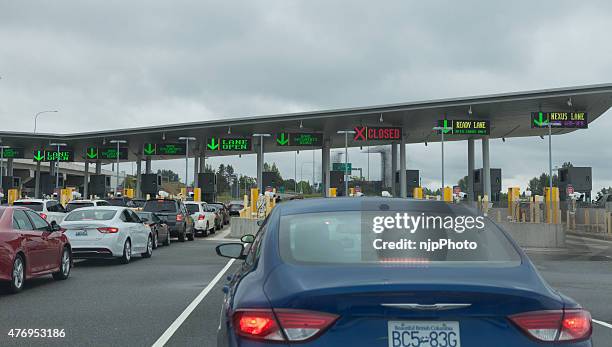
[
  {"x1": 14, "y1": 199, "x2": 47, "y2": 203},
  {"x1": 68, "y1": 199, "x2": 106, "y2": 203},
  {"x1": 66, "y1": 206, "x2": 125, "y2": 211},
  {"x1": 276, "y1": 197, "x2": 461, "y2": 215}
]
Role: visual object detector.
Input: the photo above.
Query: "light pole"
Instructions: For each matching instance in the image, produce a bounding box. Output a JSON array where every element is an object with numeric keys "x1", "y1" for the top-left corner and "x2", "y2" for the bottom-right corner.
[
  {"x1": 33, "y1": 110, "x2": 59, "y2": 133},
  {"x1": 337, "y1": 130, "x2": 356, "y2": 196},
  {"x1": 294, "y1": 151, "x2": 297, "y2": 193},
  {"x1": 0, "y1": 145, "x2": 10, "y2": 198},
  {"x1": 542, "y1": 120, "x2": 561, "y2": 222},
  {"x1": 178, "y1": 137, "x2": 196, "y2": 192},
  {"x1": 109, "y1": 140, "x2": 127, "y2": 196},
  {"x1": 49, "y1": 143, "x2": 67, "y2": 194},
  {"x1": 253, "y1": 134, "x2": 271, "y2": 192},
  {"x1": 432, "y1": 124, "x2": 452, "y2": 190}
]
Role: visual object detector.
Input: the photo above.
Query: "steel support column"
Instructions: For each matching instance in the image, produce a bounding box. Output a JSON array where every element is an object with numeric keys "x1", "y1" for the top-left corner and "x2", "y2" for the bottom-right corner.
[
  {"x1": 482, "y1": 136, "x2": 491, "y2": 201},
  {"x1": 84, "y1": 161, "x2": 90, "y2": 199},
  {"x1": 467, "y1": 138, "x2": 475, "y2": 201},
  {"x1": 322, "y1": 138, "x2": 331, "y2": 197},
  {"x1": 391, "y1": 142, "x2": 398, "y2": 196},
  {"x1": 399, "y1": 136, "x2": 407, "y2": 198},
  {"x1": 34, "y1": 161, "x2": 41, "y2": 198},
  {"x1": 256, "y1": 138, "x2": 263, "y2": 192},
  {"x1": 136, "y1": 156, "x2": 142, "y2": 199}
]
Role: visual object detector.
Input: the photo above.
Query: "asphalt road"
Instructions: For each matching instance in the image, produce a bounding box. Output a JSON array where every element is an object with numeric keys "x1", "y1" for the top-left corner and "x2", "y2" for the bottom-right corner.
[{"x1": 0, "y1": 228, "x2": 611, "y2": 347}]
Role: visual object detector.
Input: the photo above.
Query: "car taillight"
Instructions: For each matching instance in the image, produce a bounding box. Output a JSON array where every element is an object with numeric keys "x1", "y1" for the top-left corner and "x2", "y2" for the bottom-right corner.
[
  {"x1": 198, "y1": 215, "x2": 205, "y2": 220},
  {"x1": 233, "y1": 309, "x2": 338, "y2": 342},
  {"x1": 97, "y1": 227, "x2": 119, "y2": 233},
  {"x1": 176, "y1": 214, "x2": 183, "y2": 222},
  {"x1": 509, "y1": 309, "x2": 591, "y2": 342},
  {"x1": 40, "y1": 213, "x2": 47, "y2": 220}
]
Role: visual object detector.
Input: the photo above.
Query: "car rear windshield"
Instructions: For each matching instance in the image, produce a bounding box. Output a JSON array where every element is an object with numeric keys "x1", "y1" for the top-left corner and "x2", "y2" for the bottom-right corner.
[
  {"x1": 105, "y1": 199, "x2": 127, "y2": 206},
  {"x1": 13, "y1": 201, "x2": 44, "y2": 211},
  {"x1": 143, "y1": 200, "x2": 177, "y2": 213},
  {"x1": 278, "y1": 208, "x2": 520, "y2": 266},
  {"x1": 229, "y1": 204, "x2": 243, "y2": 210},
  {"x1": 185, "y1": 204, "x2": 199, "y2": 214},
  {"x1": 66, "y1": 202, "x2": 95, "y2": 212},
  {"x1": 64, "y1": 209, "x2": 117, "y2": 221}
]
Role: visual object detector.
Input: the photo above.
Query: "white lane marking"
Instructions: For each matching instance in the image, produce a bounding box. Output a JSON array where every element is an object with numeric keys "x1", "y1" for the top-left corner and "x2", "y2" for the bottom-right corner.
[
  {"x1": 566, "y1": 235, "x2": 612, "y2": 245},
  {"x1": 593, "y1": 319, "x2": 612, "y2": 329},
  {"x1": 151, "y1": 259, "x2": 236, "y2": 347}
]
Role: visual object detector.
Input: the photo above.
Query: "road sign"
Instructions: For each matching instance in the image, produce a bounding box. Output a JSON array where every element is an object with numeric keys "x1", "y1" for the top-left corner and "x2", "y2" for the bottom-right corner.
[
  {"x1": 353, "y1": 126, "x2": 402, "y2": 141},
  {"x1": 143, "y1": 143, "x2": 156, "y2": 155},
  {"x1": 567, "y1": 184, "x2": 574, "y2": 195},
  {"x1": 436, "y1": 119, "x2": 489, "y2": 135},
  {"x1": 275, "y1": 132, "x2": 323, "y2": 146},
  {"x1": 0, "y1": 148, "x2": 25, "y2": 159},
  {"x1": 142, "y1": 143, "x2": 186, "y2": 156},
  {"x1": 86, "y1": 147, "x2": 128, "y2": 160},
  {"x1": 207, "y1": 138, "x2": 251, "y2": 151},
  {"x1": 531, "y1": 112, "x2": 588, "y2": 128},
  {"x1": 33, "y1": 149, "x2": 74, "y2": 162},
  {"x1": 332, "y1": 162, "x2": 352, "y2": 172}
]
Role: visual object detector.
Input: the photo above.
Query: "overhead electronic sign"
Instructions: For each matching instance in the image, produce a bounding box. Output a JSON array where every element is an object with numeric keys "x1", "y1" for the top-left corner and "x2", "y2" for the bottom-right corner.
[
  {"x1": 332, "y1": 162, "x2": 352, "y2": 172},
  {"x1": 275, "y1": 132, "x2": 323, "y2": 147},
  {"x1": 353, "y1": 126, "x2": 402, "y2": 141},
  {"x1": 531, "y1": 112, "x2": 588, "y2": 128},
  {"x1": 0, "y1": 148, "x2": 25, "y2": 159},
  {"x1": 142, "y1": 143, "x2": 186, "y2": 156},
  {"x1": 33, "y1": 149, "x2": 74, "y2": 162},
  {"x1": 207, "y1": 138, "x2": 252, "y2": 152},
  {"x1": 436, "y1": 119, "x2": 490, "y2": 135},
  {"x1": 86, "y1": 147, "x2": 128, "y2": 160}
]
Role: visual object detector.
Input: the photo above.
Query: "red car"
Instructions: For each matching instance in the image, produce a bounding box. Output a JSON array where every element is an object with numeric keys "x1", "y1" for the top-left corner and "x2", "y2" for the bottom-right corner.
[{"x1": 0, "y1": 206, "x2": 72, "y2": 293}]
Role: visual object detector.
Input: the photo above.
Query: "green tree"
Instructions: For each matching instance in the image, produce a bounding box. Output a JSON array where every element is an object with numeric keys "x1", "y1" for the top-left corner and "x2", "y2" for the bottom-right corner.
[
  {"x1": 157, "y1": 169, "x2": 179, "y2": 183},
  {"x1": 457, "y1": 176, "x2": 468, "y2": 192},
  {"x1": 527, "y1": 172, "x2": 558, "y2": 195}
]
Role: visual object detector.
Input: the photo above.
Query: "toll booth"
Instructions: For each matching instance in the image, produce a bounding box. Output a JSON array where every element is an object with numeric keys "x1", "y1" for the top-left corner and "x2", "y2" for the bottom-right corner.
[
  {"x1": 473, "y1": 168, "x2": 502, "y2": 201},
  {"x1": 330, "y1": 171, "x2": 345, "y2": 196},
  {"x1": 141, "y1": 174, "x2": 162, "y2": 198},
  {"x1": 1, "y1": 176, "x2": 20, "y2": 194},
  {"x1": 394, "y1": 170, "x2": 419, "y2": 197},
  {"x1": 558, "y1": 167, "x2": 592, "y2": 201},
  {"x1": 37, "y1": 173, "x2": 61, "y2": 196},
  {"x1": 88, "y1": 174, "x2": 107, "y2": 198},
  {"x1": 197, "y1": 172, "x2": 217, "y2": 202}
]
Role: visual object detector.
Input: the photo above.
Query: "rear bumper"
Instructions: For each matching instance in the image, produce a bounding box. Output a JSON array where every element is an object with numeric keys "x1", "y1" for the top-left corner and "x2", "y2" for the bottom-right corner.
[
  {"x1": 168, "y1": 223, "x2": 185, "y2": 236},
  {"x1": 72, "y1": 247, "x2": 117, "y2": 259},
  {"x1": 194, "y1": 219, "x2": 209, "y2": 231}
]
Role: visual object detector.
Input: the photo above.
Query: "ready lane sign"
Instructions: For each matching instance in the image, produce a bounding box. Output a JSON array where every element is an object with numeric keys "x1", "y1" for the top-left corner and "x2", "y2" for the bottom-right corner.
[
  {"x1": 436, "y1": 119, "x2": 490, "y2": 135},
  {"x1": 332, "y1": 162, "x2": 352, "y2": 172},
  {"x1": 207, "y1": 138, "x2": 252, "y2": 152},
  {"x1": 142, "y1": 143, "x2": 186, "y2": 156},
  {"x1": 531, "y1": 112, "x2": 588, "y2": 128},
  {"x1": 0, "y1": 148, "x2": 25, "y2": 159},
  {"x1": 33, "y1": 150, "x2": 74, "y2": 162},
  {"x1": 86, "y1": 147, "x2": 128, "y2": 160},
  {"x1": 275, "y1": 132, "x2": 323, "y2": 146},
  {"x1": 353, "y1": 126, "x2": 402, "y2": 141}
]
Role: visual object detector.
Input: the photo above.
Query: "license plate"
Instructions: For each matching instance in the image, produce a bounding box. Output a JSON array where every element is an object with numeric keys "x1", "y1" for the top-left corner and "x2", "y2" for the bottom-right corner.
[
  {"x1": 388, "y1": 321, "x2": 460, "y2": 347},
  {"x1": 75, "y1": 230, "x2": 88, "y2": 236}
]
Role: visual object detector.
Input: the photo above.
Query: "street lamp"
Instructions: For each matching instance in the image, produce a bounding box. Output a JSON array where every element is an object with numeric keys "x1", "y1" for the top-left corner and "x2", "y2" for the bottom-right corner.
[
  {"x1": 0, "y1": 145, "x2": 10, "y2": 198},
  {"x1": 178, "y1": 137, "x2": 196, "y2": 192},
  {"x1": 337, "y1": 130, "x2": 356, "y2": 196},
  {"x1": 49, "y1": 143, "x2": 67, "y2": 194},
  {"x1": 34, "y1": 110, "x2": 59, "y2": 133},
  {"x1": 253, "y1": 134, "x2": 271, "y2": 192},
  {"x1": 432, "y1": 124, "x2": 453, "y2": 190},
  {"x1": 109, "y1": 140, "x2": 127, "y2": 196}
]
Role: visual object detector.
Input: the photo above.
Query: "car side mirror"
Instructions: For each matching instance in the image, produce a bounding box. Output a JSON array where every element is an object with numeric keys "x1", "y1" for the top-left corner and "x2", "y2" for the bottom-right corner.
[
  {"x1": 256, "y1": 220, "x2": 264, "y2": 226},
  {"x1": 240, "y1": 234, "x2": 255, "y2": 243},
  {"x1": 50, "y1": 220, "x2": 61, "y2": 232},
  {"x1": 215, "y1": 243, "x2": 245, "y2": 259},
  {"x1": 140, "y1": 217, "x2": 149, "y2": 223}
]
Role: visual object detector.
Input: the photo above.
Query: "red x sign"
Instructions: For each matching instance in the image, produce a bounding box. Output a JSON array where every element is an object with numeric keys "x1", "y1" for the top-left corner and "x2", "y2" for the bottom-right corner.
[{"x1": 353, "y1": 126, "x2": 367, "y2": 141}]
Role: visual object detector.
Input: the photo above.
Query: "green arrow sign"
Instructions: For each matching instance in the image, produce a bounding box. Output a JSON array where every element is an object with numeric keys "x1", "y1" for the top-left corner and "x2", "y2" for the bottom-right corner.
[
  {"x1": 533, "y1": 111, "x2": 547, "y2": 127},
  {"x1": 86, "y1": 147, "x2": 98, "y2": 159},
  {"x1": 33, "y1": 150, "x2": 45, "y2": 162},
  {"x1": 276, "y1": 133, "x2": 289, "y2": 146},
  {"x1": 207, "y1": 138, "x2": 220, "y2": 151},
  {"x1": 442, "y1": 119, "x2": 452, "y2": 134},
  {"x1": 144, "y1": 143, "x2": 156, "y2": 155}
]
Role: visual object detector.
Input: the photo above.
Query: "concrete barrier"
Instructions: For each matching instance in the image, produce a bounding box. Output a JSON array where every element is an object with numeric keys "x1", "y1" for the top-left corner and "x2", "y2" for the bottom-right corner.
[
  {"x1": 497, "y1": 221, "x2": 565, "y2": 248},
  {"x1": 230, "y1": 217, "x2": 260, "y2": 238}
]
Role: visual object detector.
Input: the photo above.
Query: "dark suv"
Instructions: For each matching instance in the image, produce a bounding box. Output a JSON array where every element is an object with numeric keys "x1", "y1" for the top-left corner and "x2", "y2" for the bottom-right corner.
[{"x1": 142, "y1": 199, "x2": 194, "y2": 242}]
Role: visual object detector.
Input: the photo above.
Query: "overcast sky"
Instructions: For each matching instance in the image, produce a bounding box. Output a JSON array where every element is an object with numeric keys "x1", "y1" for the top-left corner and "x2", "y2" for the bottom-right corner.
[{"x1": 1, "y1": 1, "x2": 612, "y2": 193}]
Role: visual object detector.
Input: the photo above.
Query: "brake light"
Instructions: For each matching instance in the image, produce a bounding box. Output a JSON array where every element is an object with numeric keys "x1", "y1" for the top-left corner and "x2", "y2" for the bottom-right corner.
[
  {"x1": 40, "y1": 213, "x2": 47, "y2": 220},
  {"x1": 509, "y1": 309, "x2": 591, "y2": 342},
  {"x1": 198, "y1": 215, "x2": 205, "y2": 220},
  {"x1": 233, "y1": 309, "x2": 338, "y2": 342},
  {"x1": 176, "y1": 214, "x2": 183, "y2": 222},
  {"x1": 97, "y1": 227, "x2": 119, "y2": 233}
]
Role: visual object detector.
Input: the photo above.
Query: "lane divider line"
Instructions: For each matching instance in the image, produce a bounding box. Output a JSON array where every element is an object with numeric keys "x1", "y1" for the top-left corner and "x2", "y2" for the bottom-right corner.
[
  {"x1": 593, "y1": 319, "x2": 612, "y2": 330},
  {"x1": 151, "y1": 259, "x2": 236, "y2": 347}
]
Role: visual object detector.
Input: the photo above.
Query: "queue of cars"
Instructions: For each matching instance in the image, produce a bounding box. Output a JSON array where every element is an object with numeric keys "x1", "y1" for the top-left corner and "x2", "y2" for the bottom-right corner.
[{"x1": 0, "y1": 197, "x2": 232, "y2": 293}]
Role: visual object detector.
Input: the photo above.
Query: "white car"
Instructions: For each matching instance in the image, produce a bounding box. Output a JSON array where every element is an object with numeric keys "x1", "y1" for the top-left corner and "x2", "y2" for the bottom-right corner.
[
  {"x1": 12, "y1": 199, "x2": 67, "y2": 224},
  {"x1": 61, "y1": 206, "x2": 153, "y2": 264},
  {"x1": 65, "y1": 199, "x2": 111, "y2": 213},
  {"x1": 184, "y1": 201, "x2": 216, "y2": 236}
]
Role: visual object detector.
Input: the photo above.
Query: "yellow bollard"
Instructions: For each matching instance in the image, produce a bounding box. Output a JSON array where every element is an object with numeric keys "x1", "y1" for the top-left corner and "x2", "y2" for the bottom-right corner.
[
  {"x1": 250, "y1": 188, "x2": 259, "y2": 217},
  {"x1": 123, "y1": 188, "x2": 135, "y2": 198},
  {"x1": 442, "y1": 187, "x2": 453, "y2": 202},
  {"x1": 412, "y1": 187, "x2": 423, "y2": 199},
  {"x1": 328, "y1": 188, "x2": 337, "y2": 197},
  {"x1": 60, "y1": 188, "x2": 73, "y2": 206},
  {"x1": 508, "y1": 187, "x2": 520, "y2": 221},
  {"x1": 193, "y1": 188, "x2": 201, "y2": 202},
  {"x1": 7, "y1": 189, "x2": 20, "y2": 205}
]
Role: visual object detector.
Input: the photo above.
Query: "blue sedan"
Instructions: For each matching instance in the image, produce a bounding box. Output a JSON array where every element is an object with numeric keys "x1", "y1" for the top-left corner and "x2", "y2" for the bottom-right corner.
[{"x1": 215, "y1": 198, "x2": 592, "y2": 347}]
